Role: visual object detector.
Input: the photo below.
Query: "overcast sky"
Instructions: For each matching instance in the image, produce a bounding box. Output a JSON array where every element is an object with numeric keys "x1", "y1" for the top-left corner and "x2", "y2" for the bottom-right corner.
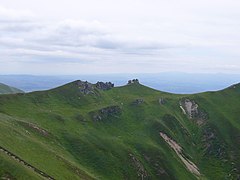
[{"x1": 0, "y1": 0, "x2": 240, "y2": 75}]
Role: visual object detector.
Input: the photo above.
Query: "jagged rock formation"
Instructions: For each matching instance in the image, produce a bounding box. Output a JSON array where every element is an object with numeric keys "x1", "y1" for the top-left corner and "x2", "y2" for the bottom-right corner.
[
  {"x1": 128, "y1": 79, "x2": 139, "y2": 85},
  {"x1": 180, "y1": 99, "x2": 198, "y2": 119},
  {"x1": 96, "y1": 81, "x2": 114, "y2": 90},
  {"x1": 90, "y1": 105, "x2": 121, "y2": 121},
  {"x1": 75, "y1": 80, "x2": 114, "y2": 94},
  {"x1": 179, "y1": 98, "x2": 208, "y2": 125},
  {"x1": 76, "y1": 80, "x2": 94, "y2": 94}
]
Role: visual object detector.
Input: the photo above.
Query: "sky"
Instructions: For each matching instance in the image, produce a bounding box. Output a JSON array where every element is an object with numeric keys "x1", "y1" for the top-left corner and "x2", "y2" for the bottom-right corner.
[{"x1": 0, "y1": 0, "x2": 240, "y2": 75}]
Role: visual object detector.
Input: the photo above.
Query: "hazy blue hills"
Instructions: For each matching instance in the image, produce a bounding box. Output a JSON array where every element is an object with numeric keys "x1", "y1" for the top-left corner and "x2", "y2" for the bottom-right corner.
[{"x1": 0, "y1": 73, "x2": 240, "y2": 94}]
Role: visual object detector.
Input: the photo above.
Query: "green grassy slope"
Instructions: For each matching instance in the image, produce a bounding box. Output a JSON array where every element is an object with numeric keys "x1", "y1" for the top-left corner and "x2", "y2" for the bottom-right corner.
[
  {"x1": 0, "y1": 83, "x2": 24, "y2": 94},
  {"x1": 0, "y1": 80, "x2": 239, "y2": 179}
]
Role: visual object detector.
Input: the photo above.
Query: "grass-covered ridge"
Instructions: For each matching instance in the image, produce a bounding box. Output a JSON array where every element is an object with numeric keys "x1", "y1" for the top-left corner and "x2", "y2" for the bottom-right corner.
[
  {"x1": 0, "y1": 83, "x2": 24, "y2": 94},
  {"x1": 0, "y1": 80, "x2": 240, "y2": 179}
]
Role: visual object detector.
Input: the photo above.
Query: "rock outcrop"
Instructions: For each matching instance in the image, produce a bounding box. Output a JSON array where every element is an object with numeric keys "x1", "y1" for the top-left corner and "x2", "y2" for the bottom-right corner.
[
  {"x1": 90, "y1": 105, "x2": 121, "y2": 121},
  {"x1": 180, "y1": 98, "x2": 208, "y2": 125},
  {"x1": 96, "y1": 81, "x2": 114, "y2": 90},
  {"x1": 128, "y1": 79, "x2": 139, "y2": 85},
  {"x1": 76, "y1": 80, "x2": 94, "y2": 94},
  {"x1": 180, "y1": 99, "x2": 199, "y2": 119},
  {"x1": 75, "y1": 80, "x2": 114, "y2": 94}
]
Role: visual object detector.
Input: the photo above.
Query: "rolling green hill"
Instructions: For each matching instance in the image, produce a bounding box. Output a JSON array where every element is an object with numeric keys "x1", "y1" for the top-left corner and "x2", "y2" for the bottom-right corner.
[
  {"x1": 0, "y1": 83, "x2": 24, "y2": 94},
  {"x1": 0, "y1": 80, "x2": 240, "y2": 179}
]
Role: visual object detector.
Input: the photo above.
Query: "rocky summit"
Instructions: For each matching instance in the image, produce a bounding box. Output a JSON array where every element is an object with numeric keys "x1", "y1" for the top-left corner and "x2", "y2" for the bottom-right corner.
[
  {"x1": 96, "y1": 81, "x2": 114, "y2": 90},
  {"x1": 75, "y1": 80, "x2": 114, "y2": 94},
  {"x1": 128, "y1": 79, "x2": 140, "y2": 85}
]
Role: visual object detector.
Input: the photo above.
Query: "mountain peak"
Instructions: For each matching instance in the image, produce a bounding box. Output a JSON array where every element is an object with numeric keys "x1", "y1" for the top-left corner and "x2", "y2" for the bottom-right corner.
[{"x1": 70, "y1": 80, "x2": 115, "y2": 94}]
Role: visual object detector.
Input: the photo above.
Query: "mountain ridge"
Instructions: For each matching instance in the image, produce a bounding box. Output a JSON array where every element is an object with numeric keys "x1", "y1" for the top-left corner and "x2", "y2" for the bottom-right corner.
[
  {"x1": 0, "y1": 83, "x2": 24, "y2": 94},
  {"x1": 0, "y1": 80, "x2": 240, "y2": 179}
]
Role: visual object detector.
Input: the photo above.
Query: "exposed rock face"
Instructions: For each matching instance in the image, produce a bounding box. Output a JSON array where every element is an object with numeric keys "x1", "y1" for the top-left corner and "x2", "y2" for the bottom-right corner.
[
  {"x1": 91, "y1": 105, "x2": 121, "y2": 121},
  {"x1": 128, "y1": 79, "x2": 139, "y2": 85},
  {"x1": 76, "y1": 80, "x2": 94, "y2": 94},
  {"x1": 180, "y1": 98, "x2": 208, "y2": 125},
  {"x1": 75, "y1": 80, "x2": 114, "y2": 94},
  {"x1": 129, "y1": 153, "x2": 148, "y2": 179},
  {"x1": 159, "y1": 98, "x2": 166, "y2": 105},
  {"x1": 96, "y1": 81, "x2": 114, "y2": 90},
  {"x1": 160, "y1": 132, "x2": 201, "y2": 177},
  {"x1": 180, "y1": 99, "x2": 199, "y2": 119},
  {"x1": 132, "y1": 98, "x2": 144, "y2": 105}
]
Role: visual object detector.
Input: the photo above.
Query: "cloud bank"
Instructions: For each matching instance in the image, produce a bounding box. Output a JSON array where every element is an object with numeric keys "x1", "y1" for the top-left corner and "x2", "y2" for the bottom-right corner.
[{"x1": 0, "y1": 1, "x2": 240, "y2": 75}]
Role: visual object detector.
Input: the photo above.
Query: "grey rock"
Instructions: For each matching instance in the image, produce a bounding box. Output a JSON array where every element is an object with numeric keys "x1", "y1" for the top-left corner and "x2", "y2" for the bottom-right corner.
[
  {"x1": 76, "y1": 80, "x2": 94, "y2": 94},
  {"x1": 91, "y1": 105, "x2": 121, "y2": 121},
  {"x1": 128, "y1": 79, "x2": 139, "y2": 85},
  {"x1": 180, "y1": 98, "x2": 208, "y2": 125},
  {"x1": 96, "y1": 81, "x2": 114, "y2": 90},
  {"x1": 180, "y1": 99, "x2": 199, "y2": 119}
]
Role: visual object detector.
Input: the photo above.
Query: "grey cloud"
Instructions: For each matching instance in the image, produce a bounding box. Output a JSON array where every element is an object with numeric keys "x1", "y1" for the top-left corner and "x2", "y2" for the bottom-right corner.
[
  {"x1": 0, "y1": 22, "x2": 42, "y2": 33},
  {"x1": 1, "y1": 3, "x2": 240, "y2": 74},
  {"x1": 0, "y1": 15, "x2": 180, "y2": 61}
]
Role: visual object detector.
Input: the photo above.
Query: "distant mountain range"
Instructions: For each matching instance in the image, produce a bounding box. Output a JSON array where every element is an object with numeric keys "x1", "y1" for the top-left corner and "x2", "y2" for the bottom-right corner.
[
  {"x1": 0, "y1": 73, "x2": 240, "y2": 94},
  {"x1": 0, "y1": 80, "x2": 240, "y2": 179}
]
